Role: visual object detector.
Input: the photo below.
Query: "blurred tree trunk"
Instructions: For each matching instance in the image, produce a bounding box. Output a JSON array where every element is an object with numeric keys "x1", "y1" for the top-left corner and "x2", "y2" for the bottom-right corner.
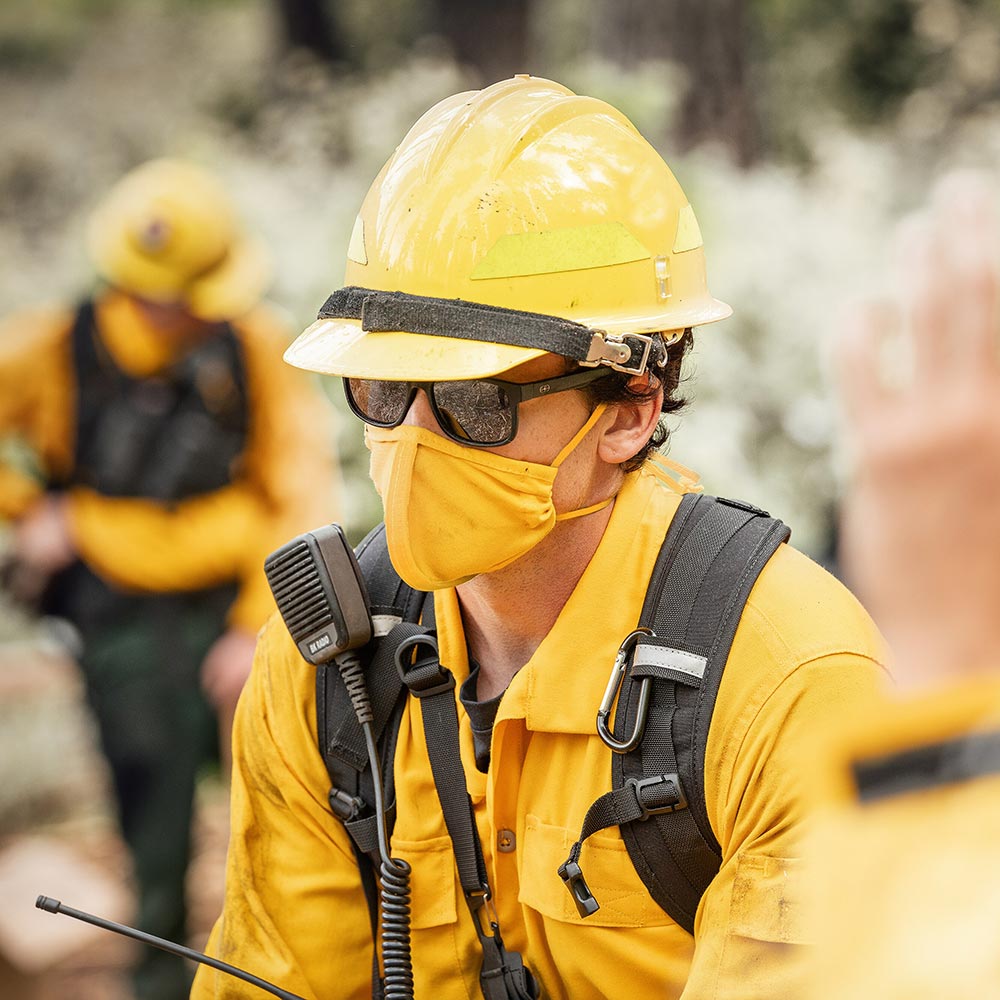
[
  {"x1": 596, "y1": 0, "x2": 760, "y2": 167},
  {"x1": 432, "y1": 0, "x2": 530, "y2": 82},
  {"x1": 273, "y1": 0, "x2": 347, "y2": 63}
]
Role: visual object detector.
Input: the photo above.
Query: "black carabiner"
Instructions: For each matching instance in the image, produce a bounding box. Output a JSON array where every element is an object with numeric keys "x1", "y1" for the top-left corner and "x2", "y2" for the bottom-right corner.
[{"x1": 596, "y1": 627, "x2": 652, "y2": 753}]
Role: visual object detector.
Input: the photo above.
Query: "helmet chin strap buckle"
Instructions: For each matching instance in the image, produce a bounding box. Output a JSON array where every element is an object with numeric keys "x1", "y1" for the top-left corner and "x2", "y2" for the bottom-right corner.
[{"x1": 583, "y1": 332, "x2": 657, "y2": 376}]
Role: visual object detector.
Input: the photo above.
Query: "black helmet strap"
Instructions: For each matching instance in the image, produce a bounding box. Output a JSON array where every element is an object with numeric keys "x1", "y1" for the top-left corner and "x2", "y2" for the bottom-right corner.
[{"x1": 317, "y1": 286, "x2": 672, "y2": 375}]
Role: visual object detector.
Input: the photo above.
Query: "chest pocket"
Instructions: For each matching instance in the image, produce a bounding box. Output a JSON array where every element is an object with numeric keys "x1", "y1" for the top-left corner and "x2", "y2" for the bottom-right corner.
[
  {"x1": 518, "y1": 814, "x2": 675, "y2": 928},
  {"x1": 391, "y1": 834, "x2": 458, "y2": 929}
]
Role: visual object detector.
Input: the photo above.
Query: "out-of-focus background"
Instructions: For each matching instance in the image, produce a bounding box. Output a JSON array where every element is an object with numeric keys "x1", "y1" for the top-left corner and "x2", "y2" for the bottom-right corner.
[{"x1": 1, "y1": 0, "x2": 1000, "y2": 995}]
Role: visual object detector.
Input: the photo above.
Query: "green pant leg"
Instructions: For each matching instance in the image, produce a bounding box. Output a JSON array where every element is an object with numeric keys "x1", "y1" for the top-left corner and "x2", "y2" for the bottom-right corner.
[{"x1": 80, "y1": 595, "x2": 225, "y2": 1000}]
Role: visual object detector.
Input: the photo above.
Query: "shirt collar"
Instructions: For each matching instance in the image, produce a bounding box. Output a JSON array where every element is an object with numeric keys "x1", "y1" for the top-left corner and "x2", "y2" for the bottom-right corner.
[{"x1": 434, "y1": 461, "x2": 694, "y2": 736}]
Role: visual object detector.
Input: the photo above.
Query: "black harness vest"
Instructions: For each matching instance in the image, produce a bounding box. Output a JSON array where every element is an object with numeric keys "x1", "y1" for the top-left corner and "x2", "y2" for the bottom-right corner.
[{"x1": 43, "y1": 300, "x2": 250, "y2": 630}]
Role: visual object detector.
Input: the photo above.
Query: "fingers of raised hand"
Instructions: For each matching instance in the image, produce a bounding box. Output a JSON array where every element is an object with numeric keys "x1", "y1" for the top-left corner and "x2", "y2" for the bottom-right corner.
[
  {"x1": 902, "y1": 173, "x2": 1000, "y2": 383},
  {"x1": 836, "y1": 301, "x2": 900, "y2": 426}
]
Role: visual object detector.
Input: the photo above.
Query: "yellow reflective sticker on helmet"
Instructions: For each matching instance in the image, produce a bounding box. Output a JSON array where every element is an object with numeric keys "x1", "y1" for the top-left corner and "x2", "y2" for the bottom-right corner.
[
  {"x1": 470, "y1": 222, "x2": 650, "y2": 280},
  {"x1": 673, "y1": 204, "x2": 703, "y2": 254},
  {"x1": 347, "y1": 216, "x2": 367, "y2": 265}
]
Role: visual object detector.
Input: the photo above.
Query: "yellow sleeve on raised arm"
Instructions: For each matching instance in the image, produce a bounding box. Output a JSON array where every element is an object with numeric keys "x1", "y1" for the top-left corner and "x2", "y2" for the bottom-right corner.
[{"x1": 805, "y1": 677, "x2": 1000, "y2": 1000}]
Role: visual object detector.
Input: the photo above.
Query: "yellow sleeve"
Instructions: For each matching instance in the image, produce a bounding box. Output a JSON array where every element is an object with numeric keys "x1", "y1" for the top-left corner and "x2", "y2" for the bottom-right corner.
[
  {"x1": 0, "y1": 306, "x2": 75, "y2": 518},
  {"x1": 677, "y1": 542, "x2": 889, "y2": 999},
  {"x1": 65, "y1": 483, "x2": 265, "y2": 592},
  {"x1": 192, "y1": 620, "x2": 372, "y2": 1000},
  {"x1": 805, "y1": 677, "x2": 1000, "y2": 1000},
  {"x1": 65, "y1": 304, "x2": 340, "y2": 632},
  {"x1": 681, "y1": 651, "x2": 887, "y2": 999}
]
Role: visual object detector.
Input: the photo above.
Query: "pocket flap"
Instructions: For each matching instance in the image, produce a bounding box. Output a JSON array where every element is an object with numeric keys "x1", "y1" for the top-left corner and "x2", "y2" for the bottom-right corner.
[
  {"x1": 518, "y1": 814, "x2": 674, "y2": 928},
  {"x1": 390, "y1": 834, "x2": 458, "y2": 929}
]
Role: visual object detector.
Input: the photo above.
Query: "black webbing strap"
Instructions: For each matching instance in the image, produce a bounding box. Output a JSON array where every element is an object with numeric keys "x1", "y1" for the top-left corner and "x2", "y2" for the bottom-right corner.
[
  {"x1": 561, "y1": 493, "x2": 789, "y2": 933},
  {"x1": 853, "y1": 728, "x2": 1000, "y2": 803},
  {"x1": 397, "y1": 630, "x2": 538, "y2": 1000},
  {"x1": 317, "y1": 286, "x2": 665, "y2": 372},
  {"x1": 65, "y1": 300, "x2": 111, "y2": 487},
  {"x1": 624, "y1": 494, "x2": 789, "y2": 932},
  {"x1": 315, "y1": 528, "x2": 417, "y2": 790},
  {"x1": 398, "y1": 635, "x2": 486, "y2": 895}
]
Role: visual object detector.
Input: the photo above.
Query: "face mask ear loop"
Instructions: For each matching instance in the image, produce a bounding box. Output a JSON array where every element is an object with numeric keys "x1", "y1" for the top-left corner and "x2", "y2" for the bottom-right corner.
[
  {"x1": 555, "y1": 496, "x2": 615, "y2": 522},
  {"x1": 551, "y1": 403, "x2": 609, "y2": 469}
]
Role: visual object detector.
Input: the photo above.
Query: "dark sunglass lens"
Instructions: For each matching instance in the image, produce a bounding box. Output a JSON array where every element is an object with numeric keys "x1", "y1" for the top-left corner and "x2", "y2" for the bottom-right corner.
[
  {"x1": 433, "y1": 380, "x2": 513, "y2": 444},
  {"x1": 348, "y1": 379, "x2": 411, "y2": 425}
]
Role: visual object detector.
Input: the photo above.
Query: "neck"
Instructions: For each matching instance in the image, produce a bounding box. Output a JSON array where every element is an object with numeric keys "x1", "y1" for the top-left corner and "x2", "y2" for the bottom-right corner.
[{"x1": 456, "y1": 500, "x2": 615, "y2": 700}]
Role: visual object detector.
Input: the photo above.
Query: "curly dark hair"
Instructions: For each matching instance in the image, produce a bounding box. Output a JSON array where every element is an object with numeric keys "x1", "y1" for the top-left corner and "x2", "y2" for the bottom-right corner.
[{"x1": 581, "y1": 328, "x2": 695, "y2": 472}]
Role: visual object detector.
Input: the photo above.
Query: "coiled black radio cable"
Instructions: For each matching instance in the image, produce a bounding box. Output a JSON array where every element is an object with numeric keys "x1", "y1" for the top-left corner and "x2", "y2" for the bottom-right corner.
[{"x1": 338, "y1": 649, "x2": 414, "y2": 1000}]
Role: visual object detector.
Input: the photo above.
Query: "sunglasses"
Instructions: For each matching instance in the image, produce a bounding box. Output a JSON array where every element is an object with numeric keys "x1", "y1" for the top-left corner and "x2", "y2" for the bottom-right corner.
[{"x1": 344, "y1": 367, "x2": 614, "y2": 447}]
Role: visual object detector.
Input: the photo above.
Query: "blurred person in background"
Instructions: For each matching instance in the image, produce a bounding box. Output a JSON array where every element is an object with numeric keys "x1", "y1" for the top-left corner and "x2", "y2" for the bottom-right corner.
[
  {"x1": 806, "y1": 172, "x2": 1000, "y2": 998},
  {"x1": 0, "y1": 158, "x2": 339, "y2": 1000}
]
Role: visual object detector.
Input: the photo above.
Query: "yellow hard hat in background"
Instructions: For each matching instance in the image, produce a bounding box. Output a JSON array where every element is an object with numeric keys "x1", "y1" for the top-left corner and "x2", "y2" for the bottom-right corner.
[
  {"x1": 287, "y1": 75, "x2": 731, "y2": 382},
  {"x1": 87, "y1": 158, "x2": 272, "y2": 322}
]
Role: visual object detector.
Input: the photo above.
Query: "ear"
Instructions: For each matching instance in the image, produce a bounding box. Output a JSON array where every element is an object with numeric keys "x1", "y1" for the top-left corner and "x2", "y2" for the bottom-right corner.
[{"x1": 596, "y1": 376, "x2": 664, "y2": 466}]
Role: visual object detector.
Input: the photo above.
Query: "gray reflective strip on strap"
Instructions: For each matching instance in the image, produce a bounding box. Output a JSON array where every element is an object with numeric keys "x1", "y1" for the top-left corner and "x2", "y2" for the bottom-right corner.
[
  {"x1": 371, "y1": 614, "x2": 401, "y2": 638},
  {"x1": 316, "y1": 286, "x2": 666, "y2": 371},
  {"x1": 632, "y1": 641, "x2": 707, "y2": 685}
]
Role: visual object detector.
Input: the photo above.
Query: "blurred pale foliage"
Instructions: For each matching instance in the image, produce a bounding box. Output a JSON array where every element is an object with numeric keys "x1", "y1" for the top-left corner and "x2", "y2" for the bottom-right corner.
[{"x1": 2, "y1": 0, "x2": 1000, "y2": 553}]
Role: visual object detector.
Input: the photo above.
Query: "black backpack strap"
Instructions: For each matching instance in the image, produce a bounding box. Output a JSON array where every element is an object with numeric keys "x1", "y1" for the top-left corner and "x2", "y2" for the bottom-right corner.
[
  {"x1": 312, "y1": 523, "x2": 427, "y2": 998},
  {"x1": 315, "y1": 523, "x2": 424, "y2": 812},
  {"x1": 396, "y1": 632, "x2": 539, "y2": 1000},
  {"x1": 560, "y1": 493, "x2": 790, "y2": 933},
  {"x1": 62, "y1": 299, "x2": 117, "y2": 488}
]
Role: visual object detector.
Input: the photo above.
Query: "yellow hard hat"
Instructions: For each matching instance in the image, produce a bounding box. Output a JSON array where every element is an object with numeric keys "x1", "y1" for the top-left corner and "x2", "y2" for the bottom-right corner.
[
  {"x1": 87, "y1": 159, "x2": 271, "y2": 322},
  {"x1": 287, "y1": 75, "x2": 731, "y2": 382}
]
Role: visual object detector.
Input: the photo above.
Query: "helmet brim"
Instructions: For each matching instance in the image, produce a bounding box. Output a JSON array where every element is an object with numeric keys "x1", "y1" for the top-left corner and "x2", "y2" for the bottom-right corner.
[
  {"x1": 186, "y1": 235, "x2": 272, "y2": 321},
  {"x1": 285, "y1": 292, "x2": 733, "y2": 382},
  {"x1": 89, "y1": 222, "x2": 272, "y2": 322},
  {"x1": 285, "y1": 317, "x2": 549, "y2": 381}
]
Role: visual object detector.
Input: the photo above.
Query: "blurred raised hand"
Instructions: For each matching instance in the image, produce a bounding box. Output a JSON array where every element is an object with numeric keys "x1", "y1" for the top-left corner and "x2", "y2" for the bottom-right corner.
[{"x1": 838, "y1": 172, "x2": 1000, "y2": 690}]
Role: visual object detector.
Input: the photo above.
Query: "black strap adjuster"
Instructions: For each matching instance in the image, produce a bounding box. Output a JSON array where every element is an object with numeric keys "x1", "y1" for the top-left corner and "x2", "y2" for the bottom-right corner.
[
  {"x1": 328, "y1": 787, "x2": 364, "y2": 821},
  {"x1": 394, "y1": 631, "x2": 455, "y2": 698},
  {"x1": 627, "y1": 773, "x2": 687, "y2": 820}
]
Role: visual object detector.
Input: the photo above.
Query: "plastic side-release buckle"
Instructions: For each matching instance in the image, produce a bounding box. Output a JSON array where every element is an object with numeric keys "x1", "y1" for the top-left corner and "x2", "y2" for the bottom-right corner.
[
  {"x1": 393, "y1": 631, "x2": 455, "y2": 698},
  {"x1": 557, "y1": 860, "x2": 600, "y2": 918},
  {"x1": 627, "y1": 773, "x2": 687, "y2": 820}
]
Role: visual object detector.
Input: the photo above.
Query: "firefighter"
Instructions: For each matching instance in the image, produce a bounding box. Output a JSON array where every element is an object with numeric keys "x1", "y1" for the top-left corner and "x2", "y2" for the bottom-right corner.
[
  {"x1": 195, "y1": 77, "x2": 886, "y2": 999},
  {"x1": 0, "y1": 158, "x2": 339, "y2": 1000}
]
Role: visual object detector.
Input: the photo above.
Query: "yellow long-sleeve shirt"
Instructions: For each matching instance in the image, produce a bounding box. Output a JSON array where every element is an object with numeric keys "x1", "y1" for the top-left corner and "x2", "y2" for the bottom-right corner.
[
  {"x1": 195, "y1": 461, "x2": 888, "y2": 999},
  {"x1": 805, "y1": 678, "x2": 1000, "y2": 1000},
  {"x1": 0, "y1": 291, "x2": 340, "y2": 630}
]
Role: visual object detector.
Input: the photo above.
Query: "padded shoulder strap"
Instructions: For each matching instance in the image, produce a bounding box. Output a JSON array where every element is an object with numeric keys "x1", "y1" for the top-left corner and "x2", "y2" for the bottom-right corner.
[
  {"x1": 64, "y1": 300, "x2": 114, "y2": 487},
  {"x1": 310, "y1": 524, "x2": 426, "y2": 1000},
  {"x1": 620, "y1": 493, "x2": 789, "y2": 931},
  {"x1": 315, "y1": 523, "x2": 422, "y2": 801},
  {"x1": 559, "y1": 494, "x2": 789, "y2": 934}
]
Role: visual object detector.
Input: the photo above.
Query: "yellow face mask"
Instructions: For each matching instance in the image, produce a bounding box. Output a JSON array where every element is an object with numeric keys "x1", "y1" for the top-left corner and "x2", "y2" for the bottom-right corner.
[{"x1": 367, "y1": 404, "x2": 612, "y2": 591}]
